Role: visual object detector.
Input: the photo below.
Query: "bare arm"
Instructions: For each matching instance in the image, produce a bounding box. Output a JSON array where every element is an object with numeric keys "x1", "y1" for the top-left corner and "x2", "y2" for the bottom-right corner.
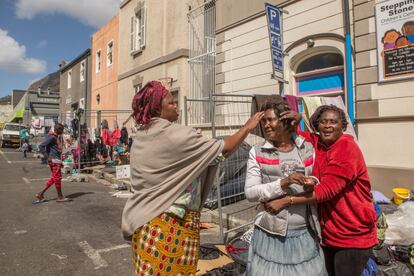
[
  {"x1": 222, "y1": 112, "x2": 264, "y2": 157},
  {"x1": 264, "y1": 192, "x2": 316, "y2": 214}
]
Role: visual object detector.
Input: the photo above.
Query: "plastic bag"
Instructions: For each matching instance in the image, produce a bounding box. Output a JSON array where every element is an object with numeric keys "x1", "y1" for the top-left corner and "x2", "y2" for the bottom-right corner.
[{"x1": 385, "y1": 201, "x2": 414, "y2": 246}]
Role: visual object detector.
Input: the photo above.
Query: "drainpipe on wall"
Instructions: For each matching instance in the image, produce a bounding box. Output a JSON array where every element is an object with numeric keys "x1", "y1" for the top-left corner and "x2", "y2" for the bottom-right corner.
[{"x1": 342, "y1": 0, "x2": 355, "y2": 125}]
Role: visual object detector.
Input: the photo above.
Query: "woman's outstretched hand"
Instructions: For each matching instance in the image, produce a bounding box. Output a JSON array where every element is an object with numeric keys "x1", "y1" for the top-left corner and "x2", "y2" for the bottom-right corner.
[
  {"x1": 279, "y1": 111, "x2": 302, "y2": 126},
  {"x1": 222, "y1": 112, "x2": 264, "y2": 157},
  {"x1": 244, "y1": 111, "x2": 265, "y2": 131}
]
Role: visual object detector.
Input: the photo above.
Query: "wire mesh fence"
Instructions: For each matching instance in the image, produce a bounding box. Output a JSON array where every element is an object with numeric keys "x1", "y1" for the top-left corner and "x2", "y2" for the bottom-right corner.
[
  {"x1": 187, "y1": 0, "x2": 261, "y2": 241},
  {"x1": 185, "y1": 94, "x2": 264, "y2": 241},
  {"x1": 188, "y1": 0, "x2": 216, "y2": 124}
]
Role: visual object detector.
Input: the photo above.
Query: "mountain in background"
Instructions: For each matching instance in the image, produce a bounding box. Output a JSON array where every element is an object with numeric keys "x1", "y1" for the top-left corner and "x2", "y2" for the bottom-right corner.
[
  {"x1": 28, "y1": 71, "x2": 60, "y2": 93},
  {"x1": 0, "y1": 95, "x2": 11, "y2": 105}
]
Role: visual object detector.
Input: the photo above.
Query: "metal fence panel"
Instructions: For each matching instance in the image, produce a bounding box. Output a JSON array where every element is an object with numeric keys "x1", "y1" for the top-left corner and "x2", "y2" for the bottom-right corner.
[
  {"x1": 185, "y1": 94, "x2": 264, "y2": 241},
  {"x1": 187, "y1": 0, "x2": 268, "y2": 241},
  {"x1": 188, "y1": 0, "x2": 216, "y2": 125}
]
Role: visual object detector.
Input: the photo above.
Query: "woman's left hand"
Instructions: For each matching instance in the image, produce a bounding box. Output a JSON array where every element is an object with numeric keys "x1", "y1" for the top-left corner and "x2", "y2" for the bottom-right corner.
[
  {"x1": 303, "y1": 177, "x2": 317, "y2": 192},
  {"x1": 264, "y1": 196, "x2": 290, "y2": 215}
]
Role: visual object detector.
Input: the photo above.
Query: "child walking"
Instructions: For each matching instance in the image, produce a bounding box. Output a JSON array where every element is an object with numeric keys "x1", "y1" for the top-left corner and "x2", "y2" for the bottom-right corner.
[
  {"x1": 22, "y1": 141, "x2": 29, "y2": 158},
  {"x1": 34, "y1": 123, "x2": 70, "y2": 203}
]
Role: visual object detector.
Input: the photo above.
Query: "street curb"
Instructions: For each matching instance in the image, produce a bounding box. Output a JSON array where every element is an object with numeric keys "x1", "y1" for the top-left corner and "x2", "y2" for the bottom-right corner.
[{"x1": 98, "y1": 171, "x2": 133, "y2": 192}]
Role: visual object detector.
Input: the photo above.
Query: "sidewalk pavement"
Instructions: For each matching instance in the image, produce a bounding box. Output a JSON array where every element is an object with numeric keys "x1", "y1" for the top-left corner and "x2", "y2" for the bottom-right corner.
[
  {"x1": 83, "y1": 165, "x2": 257, "y2": 235},
  {"x1": 67, "y1": 165, "x2": 255, "y2": 274}
]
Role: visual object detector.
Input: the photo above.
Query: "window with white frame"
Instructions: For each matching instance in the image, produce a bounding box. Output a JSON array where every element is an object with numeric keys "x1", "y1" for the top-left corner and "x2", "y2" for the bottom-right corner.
[
  {"x1": 67, "y1": 70, "x2": 72, "y2": 89},
  {"x1": 107, "y1": 41, "x2": 113, "y2": 66},
  {"x1": 80, "y1": 60, "x2": 85, "y2": 82},
  {"x1": 295, "y1": 53, "x2": 344, "y2": 97},
  {"x1": 130, "y1": 6, "x2": 146, "y2": 53},
  {"x1": 96, "y1": 50, "x2": 101, "y2": 72}
]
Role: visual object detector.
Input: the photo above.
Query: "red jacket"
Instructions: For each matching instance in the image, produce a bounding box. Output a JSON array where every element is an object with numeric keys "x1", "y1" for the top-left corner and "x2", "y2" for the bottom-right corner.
[{"x1": 299, "y1": 131, "x2": 378, "y2": 248}]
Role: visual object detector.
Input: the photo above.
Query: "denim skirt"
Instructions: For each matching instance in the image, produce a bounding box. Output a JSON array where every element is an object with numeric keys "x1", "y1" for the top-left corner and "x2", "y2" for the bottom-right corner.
[{"x1": 246, "y1": 227, "x2": 327, "y2": 276}]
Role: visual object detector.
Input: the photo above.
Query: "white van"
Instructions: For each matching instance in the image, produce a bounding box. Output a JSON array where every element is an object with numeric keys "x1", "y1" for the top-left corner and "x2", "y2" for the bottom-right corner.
[{"x1": 0, "y1": 123, "x2": 24, "y2": 147}]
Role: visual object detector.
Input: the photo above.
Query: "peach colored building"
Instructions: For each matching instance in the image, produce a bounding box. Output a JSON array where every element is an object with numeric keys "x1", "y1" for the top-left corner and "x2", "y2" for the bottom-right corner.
[{"x1": 91, "y1": 15, "x2": 119, "y2": 128}]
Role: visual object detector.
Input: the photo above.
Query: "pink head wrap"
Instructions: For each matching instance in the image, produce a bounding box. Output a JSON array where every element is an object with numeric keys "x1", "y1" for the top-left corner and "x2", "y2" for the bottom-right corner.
[{"x1": 131, "y1": 81, "x2": 169, "y2": 126}]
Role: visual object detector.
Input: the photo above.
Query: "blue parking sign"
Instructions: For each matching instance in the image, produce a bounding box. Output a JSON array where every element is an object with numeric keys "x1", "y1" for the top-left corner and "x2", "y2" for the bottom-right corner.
[
  {"x1": 271, "y1": 34, "x2": 282, "y2": 49},
  {"x1": 267, "y1": 9, "x2": 281, "y2": 34},
  {"x1": 272, "y1": 50, "x2": 283, "y2": 72},
  {"x1": 266, "y1": 3, "x2": 284, "y2": 80}
]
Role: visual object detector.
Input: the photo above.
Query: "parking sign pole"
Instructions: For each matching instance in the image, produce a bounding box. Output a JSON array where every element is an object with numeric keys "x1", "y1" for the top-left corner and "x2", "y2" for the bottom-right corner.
[{"x1": 266, "y1": 3, "x2": 288, "y2": 94}]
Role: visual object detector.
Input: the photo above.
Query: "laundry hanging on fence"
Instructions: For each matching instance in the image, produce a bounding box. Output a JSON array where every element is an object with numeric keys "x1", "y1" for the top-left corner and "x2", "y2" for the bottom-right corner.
[
  {"x1": 302, "y1": 96, "x2": 322, "y2": 119},
  {"x1": 284, "y1": 95, "x2": 299, "y2": 112},
  {"x1": 102, "y1": 128, "x2": 121, "y2": 146},
  {"x1": 87, "y1": 128, "x2": 96, "y2": 143},
  {"x1": 71, "y1": 118, "x2": 79, "y2": 138},
  {"x1": 101, "y1": 119, "x2": 109, "y2": 129},
  {"x1": 120, "y1": 127, "x2": 129, "y2": 145}
]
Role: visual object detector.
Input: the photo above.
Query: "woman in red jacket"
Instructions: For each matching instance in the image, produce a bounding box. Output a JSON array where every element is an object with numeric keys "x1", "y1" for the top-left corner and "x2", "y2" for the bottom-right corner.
[{"x1": 265, "y1": 105, "x2": 377, "y2": 276}]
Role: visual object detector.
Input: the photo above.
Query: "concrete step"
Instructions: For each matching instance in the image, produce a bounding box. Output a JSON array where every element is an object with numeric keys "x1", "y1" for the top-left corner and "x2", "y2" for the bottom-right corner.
[{"x1": 202, "y1": 199, "x2": 257, "y2": 230}]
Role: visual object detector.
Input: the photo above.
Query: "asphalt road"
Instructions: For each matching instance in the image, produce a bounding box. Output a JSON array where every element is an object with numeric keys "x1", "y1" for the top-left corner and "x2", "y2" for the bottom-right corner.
[{"x1": 0, "y1": 148, "x2": 133, "y2": 276}]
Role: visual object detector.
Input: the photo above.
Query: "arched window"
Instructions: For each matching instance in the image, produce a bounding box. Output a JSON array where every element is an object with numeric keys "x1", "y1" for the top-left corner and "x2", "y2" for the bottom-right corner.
[
  {"x1": 295, "y1": 53, "x2": 344, "y2": 96},
  {"x1": 296, "y1": 53, "x2": 343, "y2": 73}
]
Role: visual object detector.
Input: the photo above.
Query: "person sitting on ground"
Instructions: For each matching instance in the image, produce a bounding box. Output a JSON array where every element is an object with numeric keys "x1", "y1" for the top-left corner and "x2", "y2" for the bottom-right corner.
[
  {"x1": 265, "y1": 105, "x2": 377, "y2": 276},
  {"x1": 122, "y1": 80, "x2": 264, "y2": 276},
  {"x1": 245, "y1": 98, "x2": 327, "y2": 276},
  {"x1": 34, "y1": 123, "x2": 70, "y2": 203}
]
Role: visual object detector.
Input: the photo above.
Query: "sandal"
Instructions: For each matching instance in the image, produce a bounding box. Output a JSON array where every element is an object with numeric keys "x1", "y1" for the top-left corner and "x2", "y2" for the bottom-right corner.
[
  {"x1": 56, "y1": 198, "x2": 71, "y2": 202},
  {"x1": 32, "y1": 198, "x2": 48, "y2": 205}
]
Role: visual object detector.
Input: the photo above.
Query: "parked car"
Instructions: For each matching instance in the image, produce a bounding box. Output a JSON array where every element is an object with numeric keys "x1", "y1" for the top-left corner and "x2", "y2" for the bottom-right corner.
[
  {"x1": 204, "y1": 138, "x2": 251, "y2": 209},
  {"x1": 0, "y1": 123, "x2": 25, "y2": 147}
]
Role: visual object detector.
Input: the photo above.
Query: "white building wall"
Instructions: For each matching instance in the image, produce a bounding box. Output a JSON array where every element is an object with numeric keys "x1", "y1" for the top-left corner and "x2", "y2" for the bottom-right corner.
[
  {"x1": 353, "y1": 0, "x2": 414, "y2": 195},
  {"x1": 215, "y1": 0, "x2": 350, "y2": 126},
  {"x1": 216, "y1": 0, "x2": 349, "y2": 96}
]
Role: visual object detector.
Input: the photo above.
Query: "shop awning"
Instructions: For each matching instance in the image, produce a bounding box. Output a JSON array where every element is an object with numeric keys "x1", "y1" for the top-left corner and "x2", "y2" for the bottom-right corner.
[{"x1": 7, "y1": 107, "x2": 25, "y2": 123}]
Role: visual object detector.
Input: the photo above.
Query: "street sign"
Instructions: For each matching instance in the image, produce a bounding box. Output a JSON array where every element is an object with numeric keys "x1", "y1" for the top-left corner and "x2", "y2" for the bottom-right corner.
[{"x1": 265, "y1": 3, "x2": 284, "y2": 81}]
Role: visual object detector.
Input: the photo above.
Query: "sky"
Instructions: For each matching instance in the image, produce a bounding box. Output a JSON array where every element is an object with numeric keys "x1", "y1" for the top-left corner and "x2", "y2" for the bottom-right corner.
[{"x1": 0, "y1": 0, "x2": 121, "y2": 98}]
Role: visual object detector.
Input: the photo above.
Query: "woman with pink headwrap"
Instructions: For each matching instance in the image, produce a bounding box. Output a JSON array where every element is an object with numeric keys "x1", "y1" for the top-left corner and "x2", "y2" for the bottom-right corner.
[{"x1": 122, "y1": 81, "x2": 263, "y2": 275}]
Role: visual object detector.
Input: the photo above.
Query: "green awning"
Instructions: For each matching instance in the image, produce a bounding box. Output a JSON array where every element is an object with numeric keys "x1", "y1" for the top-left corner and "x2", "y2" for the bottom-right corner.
[{"x1": 7, "y1": 107, "x2": 25, "y2": 123}]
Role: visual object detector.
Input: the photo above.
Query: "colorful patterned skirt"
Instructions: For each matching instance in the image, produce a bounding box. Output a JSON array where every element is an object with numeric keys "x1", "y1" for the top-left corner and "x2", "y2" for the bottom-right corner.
[{"x1": 131, "y1": 210, "x2": 200, "y2": 276}]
